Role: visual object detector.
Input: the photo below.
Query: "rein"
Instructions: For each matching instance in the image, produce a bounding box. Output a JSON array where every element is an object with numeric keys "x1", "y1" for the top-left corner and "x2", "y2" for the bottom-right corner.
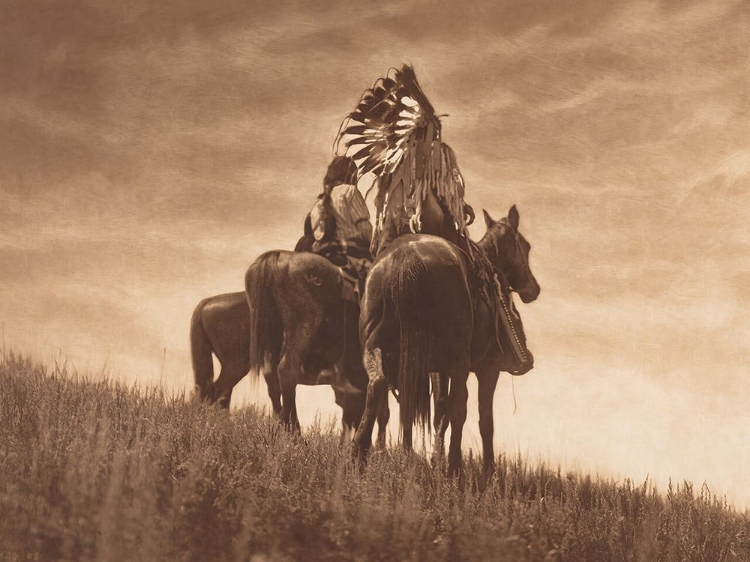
[
  {"x1": 472, "y1": 229, "x2": 531, "y2": 372},
  {"x1": 493, "y1": 273, "x2": 529, "y2": 372}
]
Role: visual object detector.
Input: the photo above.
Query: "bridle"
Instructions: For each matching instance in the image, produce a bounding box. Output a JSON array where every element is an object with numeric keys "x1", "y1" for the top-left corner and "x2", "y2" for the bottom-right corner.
[
  {"x1": 480, "y1": 223, "x2": 533, "y2": 373},
  {"x1": 488, "y1": 222, "x2": 532, "y2": 294}
]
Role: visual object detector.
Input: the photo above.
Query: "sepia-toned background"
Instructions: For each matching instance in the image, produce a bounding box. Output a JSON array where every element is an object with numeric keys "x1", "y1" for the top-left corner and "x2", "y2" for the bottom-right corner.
[{"x1": 1, "y1": 0, "x2": 748, "y2": 506}]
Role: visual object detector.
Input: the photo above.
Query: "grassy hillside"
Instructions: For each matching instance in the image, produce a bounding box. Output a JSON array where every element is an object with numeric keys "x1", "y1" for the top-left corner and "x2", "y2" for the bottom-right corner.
[{"x1": 1, "y1": 353, "x2": 748, "y2": 562}]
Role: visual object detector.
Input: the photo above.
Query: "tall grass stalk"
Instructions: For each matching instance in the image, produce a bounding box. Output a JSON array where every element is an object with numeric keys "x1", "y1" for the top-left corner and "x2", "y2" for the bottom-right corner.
[{"x1": 1, "y1": 353, "x2": 748, "y2": 561}]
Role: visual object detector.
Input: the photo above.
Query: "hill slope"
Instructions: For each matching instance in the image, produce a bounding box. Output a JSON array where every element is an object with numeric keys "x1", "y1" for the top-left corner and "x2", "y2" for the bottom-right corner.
[{"x1": 1, "y1": 353, "x2": 748, "y2": 561}]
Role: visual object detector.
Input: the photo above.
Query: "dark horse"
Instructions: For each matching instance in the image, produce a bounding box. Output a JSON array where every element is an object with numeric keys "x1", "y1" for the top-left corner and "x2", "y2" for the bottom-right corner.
[
  {"x1": 191, "y1": 223, "x2": 387, "y2": 441},
  {"x1": 190, "y1": 291, "x2": 256, "y2": 409},
  {"x1": 190, "y1": 226, "x2": 315, "y2": 409},
  {"x1": 353, "y1": 205, "x2": 538, "y2": 475},
  {"x1": 190, "y1": 291, "x2": 379, "y2": 439},
  {"x1": 245, "y1": 250, "x2": 389, "y2": 444},
  {"x1": 431, "y1": 206, "x2": 540, "y2": 473}
]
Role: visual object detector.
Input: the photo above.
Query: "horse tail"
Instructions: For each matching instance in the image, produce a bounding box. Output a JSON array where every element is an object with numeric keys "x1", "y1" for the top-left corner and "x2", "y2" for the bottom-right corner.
[
  {"x1": 189, "y1": 297, "x2": 215, "y2": 400},
  {"x1": 391, "y1": 247, "x2": 432, "y2": 436},
  {"x1": 293, "y1": 214, "x2": 315, "y2": 252},
  {"x1": 246, "y1": 251, "x2": 282, "y2": 377}
]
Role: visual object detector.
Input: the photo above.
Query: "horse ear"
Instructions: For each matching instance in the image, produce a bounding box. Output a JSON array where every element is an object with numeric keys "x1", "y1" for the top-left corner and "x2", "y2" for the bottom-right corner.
[
  {"x1": 483, "y1": 209, "x2": 496, "y2": 229},
  {"x1": 508, "y1": 205, "x2": 519, "y2": 230}
]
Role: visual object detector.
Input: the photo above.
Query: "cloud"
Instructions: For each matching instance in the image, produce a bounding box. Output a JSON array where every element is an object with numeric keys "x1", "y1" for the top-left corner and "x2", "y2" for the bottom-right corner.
[
  {"x1": 1, "y1": 0, "x2": 749, "y2": 504},
  {"x1": 667, "y1": 150, "x2": 750, "y2": 255}
]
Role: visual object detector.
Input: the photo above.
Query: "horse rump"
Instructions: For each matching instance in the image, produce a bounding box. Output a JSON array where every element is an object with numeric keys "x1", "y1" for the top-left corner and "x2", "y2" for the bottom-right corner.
[{"x1": 190, "y1": 297, "x2": 215, "y2": 401}]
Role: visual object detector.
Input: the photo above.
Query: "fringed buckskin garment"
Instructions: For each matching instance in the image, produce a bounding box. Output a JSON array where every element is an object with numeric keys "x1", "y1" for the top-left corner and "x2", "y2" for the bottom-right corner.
[
  {"x1": 309, "y1": 182, "x2": 373, "y2": 299},
  {"x1": 310, "y1": 183, "x2": 372, "y2": 249}
]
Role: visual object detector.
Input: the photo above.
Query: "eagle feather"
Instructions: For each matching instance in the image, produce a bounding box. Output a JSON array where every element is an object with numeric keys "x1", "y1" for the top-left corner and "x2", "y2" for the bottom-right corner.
[{"x1": 335, "y1": 64, "x2": 467, "y2": 237}]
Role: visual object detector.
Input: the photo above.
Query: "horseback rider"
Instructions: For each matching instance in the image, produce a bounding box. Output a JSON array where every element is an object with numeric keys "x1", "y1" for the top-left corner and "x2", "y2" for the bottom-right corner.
[
  {"x1": 334, "y1": 64, "x2": 516, "y2": 327},
  {"x1": 305, "y1": 155, "x2": 373, "y2": 297}
]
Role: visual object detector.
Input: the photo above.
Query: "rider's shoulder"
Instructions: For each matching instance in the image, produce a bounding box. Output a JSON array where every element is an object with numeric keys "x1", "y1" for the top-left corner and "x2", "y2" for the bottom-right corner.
[{"x1": 331, "y1": 183, "x2": 359, "y2": 199}]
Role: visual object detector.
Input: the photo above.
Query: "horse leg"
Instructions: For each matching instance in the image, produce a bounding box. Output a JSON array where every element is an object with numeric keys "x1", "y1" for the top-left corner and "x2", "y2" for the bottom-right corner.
[
  {"x1": 353, "y1": 347, "x2": 387, "y2": 458},
  {"x1": 375, "y1": 399, "x2": 390, "y2": 449},
  {"x1": 290, "y1": 401, "x2": 301, "y2": 433},
  {"x1": 334, "y1": 389, "x2": 357, "y2": 445},
  {"x1": 431, "y1": 372, "x2": 448, "y2": 460},
  {"x1": 214, "y1": 361, "x2": 250, "y2": 410},
  {"x1": 340, "y1": 422, "x2": 351, "y2": 446},
  {"x1": 339, "y1": 398, "x2": 360, "y2": 446},
  {"x1": 263, "y1": 368, "x2": 282, "y2": 418},
  {"x1": 277, "y1": 312, "x2": 319, "y2": 433},
  {"x1": 277, "y1": 351, "x2": 301, "y2": 433},
  {"x1": 447, "y1": 370, "x2": 470, "y2": 477},
  {"x1": 214, "y1": 367, "x2": 234, "y2": 410},
  {"x1": 476, "y1": 367, "x2": 500, "y2": 475}
]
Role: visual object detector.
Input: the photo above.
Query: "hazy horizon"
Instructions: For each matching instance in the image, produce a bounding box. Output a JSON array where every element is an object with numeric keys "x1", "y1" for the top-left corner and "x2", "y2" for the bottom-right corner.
[{"x1": 1, "y1": 0, "x2": 748, "y2": 506}]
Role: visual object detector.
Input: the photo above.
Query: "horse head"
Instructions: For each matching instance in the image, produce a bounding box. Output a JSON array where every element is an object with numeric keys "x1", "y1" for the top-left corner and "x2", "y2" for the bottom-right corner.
[{"x1": 479, "y1": 205, "x2": 540, "y2": 304}]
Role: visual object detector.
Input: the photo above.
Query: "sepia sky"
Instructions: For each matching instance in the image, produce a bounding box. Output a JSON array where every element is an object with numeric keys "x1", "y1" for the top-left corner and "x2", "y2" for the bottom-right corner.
[{"x1": 1, "y1": 0, "x2": 748, "y2": 505}]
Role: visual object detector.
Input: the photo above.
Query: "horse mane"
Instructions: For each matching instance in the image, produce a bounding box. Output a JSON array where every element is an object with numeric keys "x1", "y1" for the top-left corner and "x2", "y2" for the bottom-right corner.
[{"x1": 466, "y1": 238, "x2": 494, "y2": 278}]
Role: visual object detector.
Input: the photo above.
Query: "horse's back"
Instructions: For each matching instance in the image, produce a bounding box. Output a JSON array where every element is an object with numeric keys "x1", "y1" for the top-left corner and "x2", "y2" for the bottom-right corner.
[
  {"x1": 259, "y1": 251, "x2": 344, "y2": 310},
  {"x1": 201, "y1": 292, "x2": 249, "y2": 333},
  {"x1": 364, "y1": 233, "x2": 473, "y2": 371},
  {"x1": 199, "y1": 292, "x2": 250, "y2": 363},
  {"x1": 387, "y1": 233, "x2": 466, "y2": 265},
  {"x1": 247, "y1": 248, "x2": 365, "y2": 401},
  {"x1": 374, "y1": 234, "x2": 472, "y2": 298},
  {"x1": 286, "y1": 251, "x2": 343, "y2": 284}
]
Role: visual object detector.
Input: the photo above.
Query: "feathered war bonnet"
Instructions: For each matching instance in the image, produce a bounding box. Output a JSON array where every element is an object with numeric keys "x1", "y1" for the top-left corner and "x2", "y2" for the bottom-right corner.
[{"x1": 334, "y1": 64, "x2": 467, "y2": 235}]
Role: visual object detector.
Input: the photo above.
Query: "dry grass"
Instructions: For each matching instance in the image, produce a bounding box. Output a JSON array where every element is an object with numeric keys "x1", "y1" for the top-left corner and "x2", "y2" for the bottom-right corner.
[{"x1": 1, "y1": 352, "x2": 748, "y2": 562}]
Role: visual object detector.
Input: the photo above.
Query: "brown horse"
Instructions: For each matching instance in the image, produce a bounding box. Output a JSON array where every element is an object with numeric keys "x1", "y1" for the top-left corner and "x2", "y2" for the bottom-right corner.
[
  {"x1": 190, "y1": 222, "x2": 388, "y2": 440},
  {"x1": 245, "y1": 250, "x2": 389, "y2": 444},
  {"x1": 190, "y1": 230, "x2": 314, "y2": 409},
  {"x1": 431, "y1": 206, "x2": 540, "y2": 473},
  {"x1": 190, "y1": 291, "x2": 261, "y2": 409},
  {"x1": 353, "y1": 206, "x2": 537, "y2": 475},
  {"x1": 190, "y1": 290, "x2": 384, "y2": 440}
]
